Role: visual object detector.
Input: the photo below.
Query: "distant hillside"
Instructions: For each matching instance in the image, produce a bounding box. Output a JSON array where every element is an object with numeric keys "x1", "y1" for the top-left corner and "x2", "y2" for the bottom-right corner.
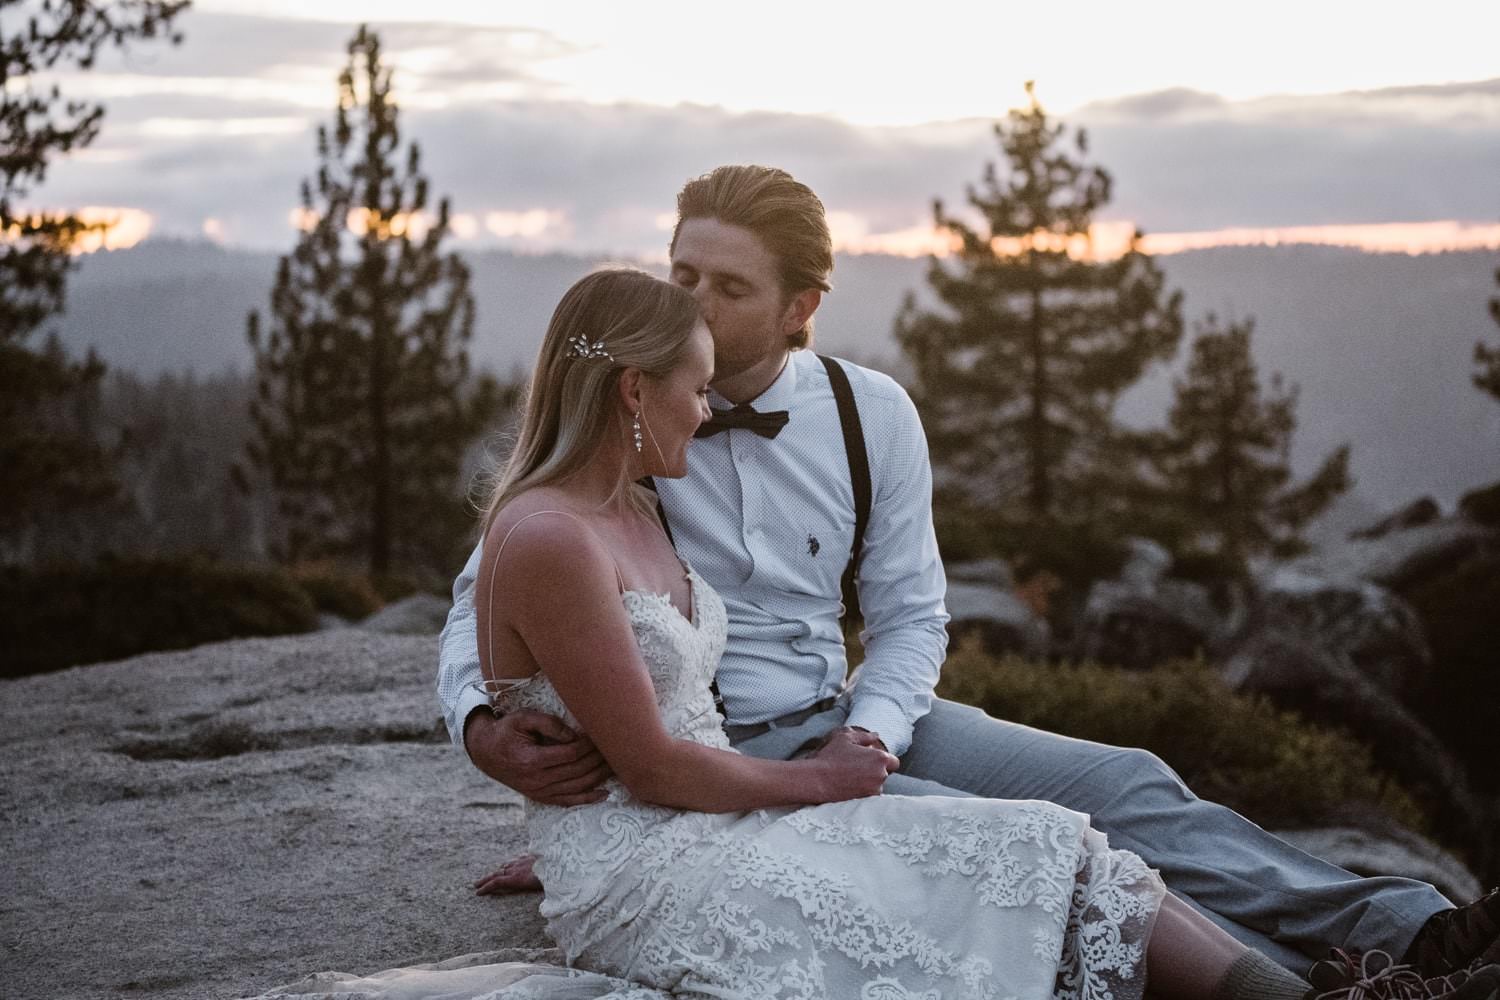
[{"x1": 53, "y1": 240, "x2": 1500, "y2": 512}]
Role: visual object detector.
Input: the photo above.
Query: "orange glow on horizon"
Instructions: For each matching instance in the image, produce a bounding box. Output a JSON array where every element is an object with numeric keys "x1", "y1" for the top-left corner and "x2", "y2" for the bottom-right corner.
[
  {"x1": 1138, "y1": 220, "x2": 1500, "y2": 256},
  {"x1": 1, "y1": 206, "x2": 154, "y2": 253},
  {"x1": 835, "y1": 219, "x2": 1500, "y2": 260},
  {"x1": 29, "y1": 209, "x2": 1499, "y2": 261}
]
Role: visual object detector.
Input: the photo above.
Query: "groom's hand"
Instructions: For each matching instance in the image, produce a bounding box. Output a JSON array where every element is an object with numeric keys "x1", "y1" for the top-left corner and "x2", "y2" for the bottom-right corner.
[
  {"x1": 464, "y1": 709, "x2": 611, "y2": 806},
  {"x1": 805, "y1": 727, "x2": 901, "y2": 801},
  {"x1": 795, "y1": 725, "x2": 889, "y2": 759}
]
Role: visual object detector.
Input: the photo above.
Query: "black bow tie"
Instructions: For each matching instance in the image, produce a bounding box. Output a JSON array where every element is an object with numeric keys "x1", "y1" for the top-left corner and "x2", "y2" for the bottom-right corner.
[{"x1": 695, "y1": 403, "x2": 790, "y2": 439}]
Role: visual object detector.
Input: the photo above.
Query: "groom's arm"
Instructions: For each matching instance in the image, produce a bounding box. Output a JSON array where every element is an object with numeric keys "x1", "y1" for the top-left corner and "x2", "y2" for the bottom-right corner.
[
  {"x1": 436, "y1": 539, "x2": 493, "y2": 745},
  {"x1": 437, "y1": 538, "x2": 610, "y2": 805},
  {"x1": 840, "y1": 378, "x2": 949, "y2": 758}
]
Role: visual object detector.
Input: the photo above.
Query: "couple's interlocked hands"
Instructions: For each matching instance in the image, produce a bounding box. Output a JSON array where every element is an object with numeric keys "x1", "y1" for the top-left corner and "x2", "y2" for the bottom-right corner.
[
  {"x1": 465, "y1": 710, "x2": 899, "y2": 808},
  {"x1": 795, "y1": 726, "x2": 900, "y2": 801}
]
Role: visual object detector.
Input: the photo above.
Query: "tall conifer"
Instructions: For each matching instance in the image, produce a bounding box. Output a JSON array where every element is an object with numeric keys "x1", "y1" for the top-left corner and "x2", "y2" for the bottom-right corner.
[
  {"x1": 895, "y1": 83, "x2": 1182, "y2": 565},
  {"x1": 1151, "y1": 315, "x2": 1350, "y2": 570},
  {"x1": 1, "y1": 1, "x2": 186, "y2": 556},
  {"x1": 246, "y1": 26, "x2": 499, "y2": 578}
]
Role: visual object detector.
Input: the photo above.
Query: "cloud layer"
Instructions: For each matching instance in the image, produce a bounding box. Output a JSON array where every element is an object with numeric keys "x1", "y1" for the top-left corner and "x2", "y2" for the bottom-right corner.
[{"x1": 26, "y1": 11, "x2": 1500, "y2": 255}]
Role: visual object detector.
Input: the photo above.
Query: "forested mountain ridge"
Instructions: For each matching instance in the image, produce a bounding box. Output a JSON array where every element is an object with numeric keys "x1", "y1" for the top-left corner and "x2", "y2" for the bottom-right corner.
[{"x1": 55, "y1": 240, "x2": 1500, "y2": 512}]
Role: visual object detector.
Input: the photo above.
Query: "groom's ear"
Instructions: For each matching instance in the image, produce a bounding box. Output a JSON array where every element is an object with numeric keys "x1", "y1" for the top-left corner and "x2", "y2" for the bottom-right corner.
[{"x1": 780, "y1": 288, "x2": 821, "y2": 337}]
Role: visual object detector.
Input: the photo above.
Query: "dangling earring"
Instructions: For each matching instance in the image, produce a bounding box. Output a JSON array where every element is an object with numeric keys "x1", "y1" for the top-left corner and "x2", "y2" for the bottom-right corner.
[{"x1": 632, "y1": 411, "x2": 643, "y2": 453}]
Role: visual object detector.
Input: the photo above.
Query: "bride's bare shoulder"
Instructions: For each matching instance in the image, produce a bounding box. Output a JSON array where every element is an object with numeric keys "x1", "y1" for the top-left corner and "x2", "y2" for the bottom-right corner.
[{"x1": 483, "y1": 490, "x2": 611, "y2": 583}]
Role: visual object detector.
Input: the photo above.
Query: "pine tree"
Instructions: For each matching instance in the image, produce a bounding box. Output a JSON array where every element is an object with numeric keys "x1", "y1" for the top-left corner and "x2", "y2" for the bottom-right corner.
[
  {"x1": 895, "y1": 83, "x2": 1182, "y2": 566},
  {"x1": 1151, "y1": 315, "x2": 1351, "y2": 571},
  {"x1": 245, "y1": 26, "x2": 501, "y2": 579},
  {"x1": 1477, "y1": 261, "x2": 1500, "y2": 402},
  {"x1": 1, "y1": 0, "x2": 186, "y2": 556}
]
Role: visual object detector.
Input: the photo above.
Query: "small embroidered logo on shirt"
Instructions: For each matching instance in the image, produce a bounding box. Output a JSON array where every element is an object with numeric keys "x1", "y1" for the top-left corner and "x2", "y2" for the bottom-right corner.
[{"x1": 807, "y1": 535, "x2": 820, "y2": 557}]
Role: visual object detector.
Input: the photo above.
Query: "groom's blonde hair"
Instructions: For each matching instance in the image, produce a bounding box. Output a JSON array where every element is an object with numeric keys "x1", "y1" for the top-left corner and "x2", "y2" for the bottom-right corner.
[
  {"x1": 480, "y1": 268, "x2": 699, "y2": 534},
  {"x1": 671, "y1": 165, "x2": 833, "y2": 350}
]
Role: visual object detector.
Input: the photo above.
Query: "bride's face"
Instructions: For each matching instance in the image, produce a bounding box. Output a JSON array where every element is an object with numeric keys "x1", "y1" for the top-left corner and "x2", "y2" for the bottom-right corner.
[{"x1": 640, "y1": 320, "x2": 714, "y2": 479}]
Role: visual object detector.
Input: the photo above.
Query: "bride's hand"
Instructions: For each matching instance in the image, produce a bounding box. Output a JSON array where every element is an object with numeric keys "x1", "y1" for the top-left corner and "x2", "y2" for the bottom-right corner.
[
  {"x1": 807, "y1": 728, "x2": 900, "y2": 802},
  {"x1": 474, "y1": 853, "x2": 543, "y2": 895}
]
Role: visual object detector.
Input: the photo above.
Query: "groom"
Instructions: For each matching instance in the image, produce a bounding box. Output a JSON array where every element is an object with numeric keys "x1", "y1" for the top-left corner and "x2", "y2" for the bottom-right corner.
[{"x1": 437, "y1": 164, "x2": 1497, "y2": 976}]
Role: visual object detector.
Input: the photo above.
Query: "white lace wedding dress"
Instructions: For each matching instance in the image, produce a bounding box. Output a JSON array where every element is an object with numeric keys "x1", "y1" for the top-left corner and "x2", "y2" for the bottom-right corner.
[{"x1": 258, "y1": 569, "x2": 1164, "y2": 1000}]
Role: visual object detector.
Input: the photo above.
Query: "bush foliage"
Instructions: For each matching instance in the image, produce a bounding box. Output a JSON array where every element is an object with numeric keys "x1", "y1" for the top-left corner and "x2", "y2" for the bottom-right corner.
[
  {"x1": 1458, "y1": 480, "x2": 1500, "y2": 528},
  {"x1": 1404, "y1": 550, "x2": 1500, "y2": 795},
  {"x1": 0, "y1": 557, "x2": 319, "y2": 678},
  {"x1": 289, "y1": 561, "x2": 385, "y2": 620},
  {"x1": 936, "y1": 641, "x2": 1426, "y2": 835}
]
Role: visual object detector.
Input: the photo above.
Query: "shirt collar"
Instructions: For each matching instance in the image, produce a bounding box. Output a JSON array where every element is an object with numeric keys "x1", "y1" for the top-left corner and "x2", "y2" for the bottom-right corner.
[{"x1": 708, "y1": 351, "x2": 802, "y2": 411}]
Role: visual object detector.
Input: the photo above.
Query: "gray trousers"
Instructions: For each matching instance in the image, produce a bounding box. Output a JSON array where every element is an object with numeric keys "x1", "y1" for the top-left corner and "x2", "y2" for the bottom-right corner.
[{"x1": 731, "y1": 696, "x2": 1451, "y2": 973}]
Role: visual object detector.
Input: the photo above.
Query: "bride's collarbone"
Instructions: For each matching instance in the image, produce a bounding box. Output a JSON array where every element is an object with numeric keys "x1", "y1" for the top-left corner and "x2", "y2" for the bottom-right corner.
[{"x1": 504, "y1": 492, "x2": 684, "y2": 600}]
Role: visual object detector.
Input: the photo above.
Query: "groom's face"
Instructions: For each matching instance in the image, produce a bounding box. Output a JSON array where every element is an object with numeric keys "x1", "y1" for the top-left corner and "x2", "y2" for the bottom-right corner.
[{"x1": 669, "y1": 217, "x2": 798, "y2": 384}]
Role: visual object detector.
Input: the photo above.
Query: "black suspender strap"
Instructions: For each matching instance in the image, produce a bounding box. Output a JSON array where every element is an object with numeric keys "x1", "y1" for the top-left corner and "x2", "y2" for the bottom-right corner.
[{"x1": 817, "y1": 354, "x2": 871, "y2": 625}]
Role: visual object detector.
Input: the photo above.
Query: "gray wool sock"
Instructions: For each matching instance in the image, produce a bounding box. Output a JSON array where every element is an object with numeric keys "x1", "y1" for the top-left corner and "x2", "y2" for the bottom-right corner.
[{"x1": 1212, "y1": 951, "x2": 1312, "y2": 1000}]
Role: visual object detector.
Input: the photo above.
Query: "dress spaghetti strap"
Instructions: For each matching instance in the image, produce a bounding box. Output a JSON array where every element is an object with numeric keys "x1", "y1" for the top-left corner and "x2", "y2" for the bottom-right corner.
[{"x1": 481, "y1": 509, "x2": 625, "y2": 695}]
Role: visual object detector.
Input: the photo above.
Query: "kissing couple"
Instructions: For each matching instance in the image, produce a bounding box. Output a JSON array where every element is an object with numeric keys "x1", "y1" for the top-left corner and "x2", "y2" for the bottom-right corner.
[{"x1": 270, "y1": 165, "x2": 1500, "y2": 1000}]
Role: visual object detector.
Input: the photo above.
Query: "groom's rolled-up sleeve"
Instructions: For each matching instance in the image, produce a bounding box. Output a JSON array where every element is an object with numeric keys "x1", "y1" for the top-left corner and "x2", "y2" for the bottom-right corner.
[
  {"x1": 842, "y1": 379, "x2": 949, "y2": 758},
  {"x1": 436, "y1": 539, "x2": 490, "y2": 751}
]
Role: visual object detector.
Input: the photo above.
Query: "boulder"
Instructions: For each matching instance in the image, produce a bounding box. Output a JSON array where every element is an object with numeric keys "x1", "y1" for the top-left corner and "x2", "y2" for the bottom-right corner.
[
  {"x1": 1458, "y1": 480, "x2": 1500, "y2": 528},
  {"x1": 1292, "y1": 517, "x2": 1497, "y2": 594},
  {"x1": 944, "y1": 580, "x2": 1049, "y2": 658},
  {"x1": 316, "y1": 611, "x2": 354, "y2": 631},
  {"x1": 1220, "y1": 625, "x2": 1488, "y2": 860},
  {"x1": 945, "y1": 557, "x2": 1016, "y2": 589},
  {"x1": 1399, "y1": 547, "x2": 1500, "y2": 835},
  {"x1": 1118, "y1": 537, "x2": 1172, "y2": 590},
  {"x1": 1074, "y1": 539, "x2": 1224, "y2": 669},
  {"x1": 1245, "y1": 568, "x2": 1430, "y2": 697},
  {"x1": 1075, "y1": 580, "x2": 1220, "y2": 669},
  {"x1": 1274, "y1": 827, "x2": 1481, "y2": 904},
  {"x1": 1349, "y1": 496, "x2": 1442, "y2": 540},
  {"x1": 360, "y1": 592, "x2": 453, "y2": 635},
  {"x1": 1257, "y1": 532, "x2": 1500, "y2": 879}
]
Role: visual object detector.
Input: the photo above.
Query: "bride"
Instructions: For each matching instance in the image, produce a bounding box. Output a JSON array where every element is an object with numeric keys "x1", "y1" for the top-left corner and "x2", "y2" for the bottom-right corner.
[{"x1": 456, "y1": 266, "x2": 1326, "y2": 1000}]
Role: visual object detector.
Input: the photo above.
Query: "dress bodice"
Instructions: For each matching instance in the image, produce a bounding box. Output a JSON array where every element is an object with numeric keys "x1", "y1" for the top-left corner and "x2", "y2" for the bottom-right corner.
[{"x1": 491, "y1": 566, "x2": 733, "y2": 760}]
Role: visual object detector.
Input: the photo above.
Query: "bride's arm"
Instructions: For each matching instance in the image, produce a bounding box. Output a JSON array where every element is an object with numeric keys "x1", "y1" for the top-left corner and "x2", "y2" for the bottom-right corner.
[{"x1": 485, "y1": 516, "x2": 897, "y2": 813}]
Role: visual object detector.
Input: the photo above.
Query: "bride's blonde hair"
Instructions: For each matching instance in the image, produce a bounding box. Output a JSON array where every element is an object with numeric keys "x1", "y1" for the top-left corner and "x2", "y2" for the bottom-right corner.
[{"x1": 480, "y1": 268, "x2": 700, "y2": 534}]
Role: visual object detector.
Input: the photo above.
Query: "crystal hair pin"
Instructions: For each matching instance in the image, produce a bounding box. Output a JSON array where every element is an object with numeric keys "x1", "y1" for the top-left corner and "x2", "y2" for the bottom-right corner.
[{"x1": 566, "y1": 335, "x2": 613, "y2": 361}]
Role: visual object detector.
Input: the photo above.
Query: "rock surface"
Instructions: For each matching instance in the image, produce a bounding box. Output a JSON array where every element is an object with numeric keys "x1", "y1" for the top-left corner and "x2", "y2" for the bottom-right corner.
[
  {"x1": 942, "y1": 559, "x2": 1049, "y2": 657},
  {"x1": 1349, "y1": 497, "x2": 1442, "y2": 541},
  {"x1": 1238, "y1": 568, "x2": 1431, "y2": 697},
  {"x1": 1074, "y1": 539, "x2": 1227, "y2": 669},
  {"x1": 359, "y1": 593, "x2": 455, "y2": 635},
  {"x1": 1290, "y1": 516, "x2": 1496, "y2": 593},
  {"x1": 0, "y1": 632, "x2": 548, "y2": 1000},
  {"x1": 5, "y1": 629, "x2": 1485, "y2": 1000},
  {"x1": 944, "y1": 581, "x2": 1050, "y2": 658},
  {"x1": 1275, "y1": 827, "x2": 1481, "y2": 904}
]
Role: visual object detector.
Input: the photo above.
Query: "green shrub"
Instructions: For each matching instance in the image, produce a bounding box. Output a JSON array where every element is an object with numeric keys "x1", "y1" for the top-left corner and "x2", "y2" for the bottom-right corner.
[
  {"x1": 936, "y1": 642, "x2": 1427, "y2": 834},
  {"x1": 290, "y1": 561, "x2": 385, "y2": 620},
  {"x1": 370, "y1": 570, "x2": 442, "y2": 603},
  {"x1": 0, "y1": 556, "x2": 317, "y2": 678}
]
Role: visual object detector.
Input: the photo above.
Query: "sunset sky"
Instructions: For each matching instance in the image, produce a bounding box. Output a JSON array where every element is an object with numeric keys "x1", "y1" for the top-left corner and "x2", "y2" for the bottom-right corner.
[{"x1": 27, "y1": 0, "x2": 1500, "y2": 258}]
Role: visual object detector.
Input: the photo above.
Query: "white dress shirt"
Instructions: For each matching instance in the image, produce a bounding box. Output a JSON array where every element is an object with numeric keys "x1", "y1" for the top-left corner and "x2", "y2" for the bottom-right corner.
[{"x1": 436, "y1": 349, "x2": 949, "y2": 757}]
